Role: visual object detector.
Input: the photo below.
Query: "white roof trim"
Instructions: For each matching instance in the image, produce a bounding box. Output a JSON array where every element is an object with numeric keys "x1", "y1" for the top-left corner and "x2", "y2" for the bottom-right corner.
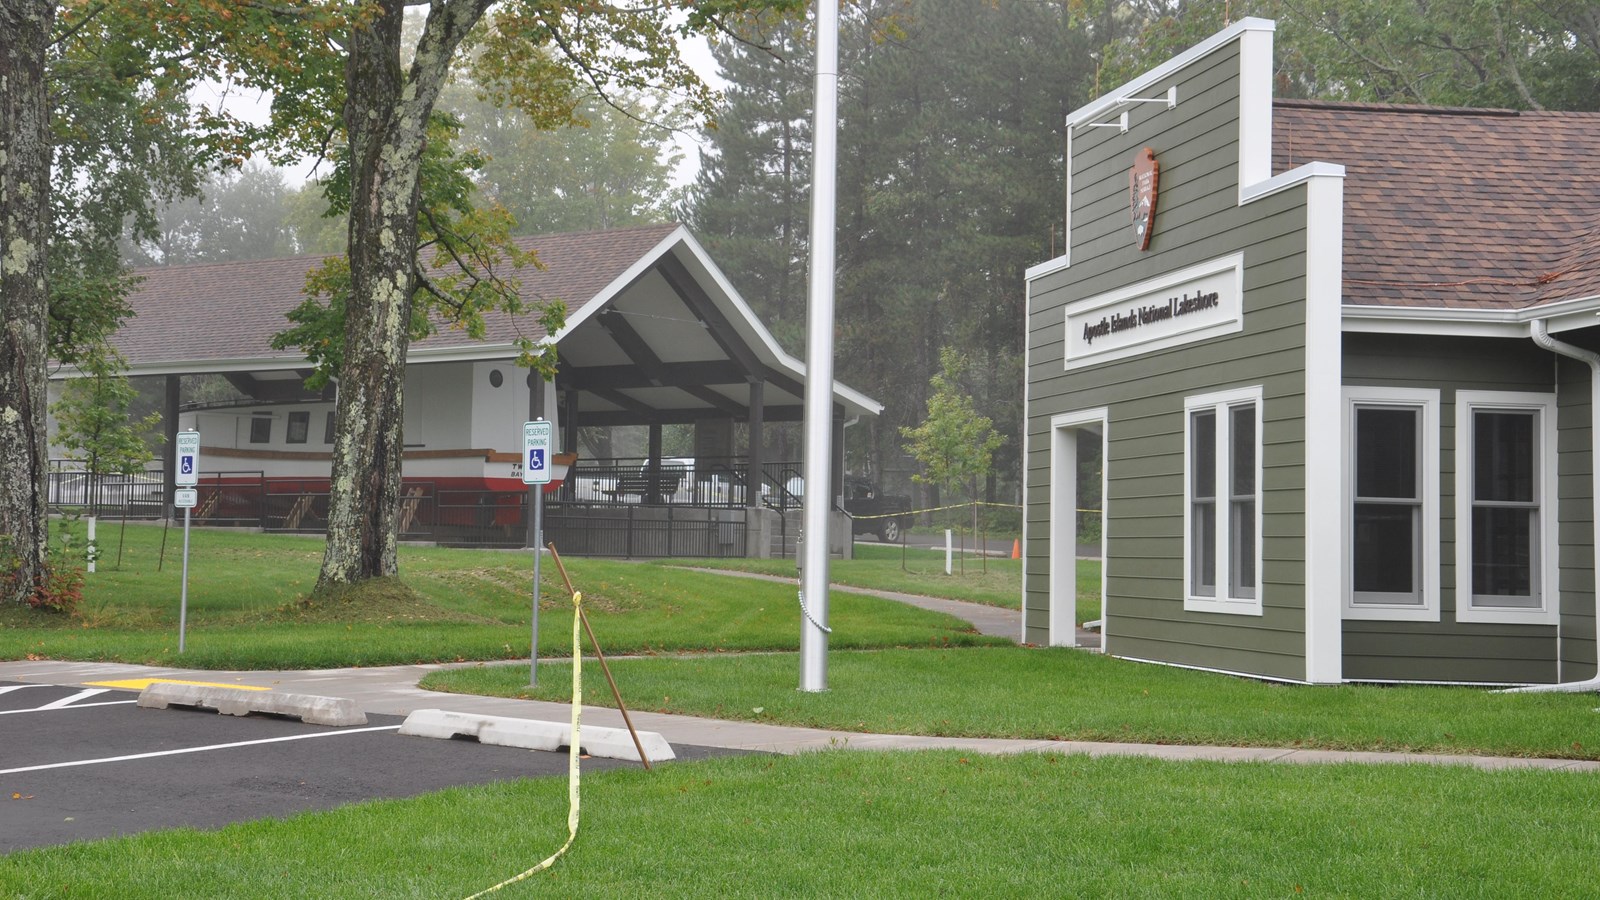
[
  {"x1": 1240, "y1": 162, "x2": 1346, "y2": 203},
  {"x1": 1343, "y1": 294, "x2": 1600, "y2": 336},
  {"x1": 1064, "y1": 18, "x2": 1275, "y2": 129},
  {"x1": 546, "y1": 224, "x2": 692, "y2": 341}
]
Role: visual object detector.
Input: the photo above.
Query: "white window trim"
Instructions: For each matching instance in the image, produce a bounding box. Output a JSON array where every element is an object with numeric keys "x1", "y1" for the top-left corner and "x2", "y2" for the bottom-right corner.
[
  {"x1": 1453, "y1": 390, "x2": 1560, "y2": 626},
  {"x1": 1341, "y1": 387, "x2": 1440, "y2": 622},
  {"x1": 1183, "y1": 385, "x2": 1264, "y2": 615}
]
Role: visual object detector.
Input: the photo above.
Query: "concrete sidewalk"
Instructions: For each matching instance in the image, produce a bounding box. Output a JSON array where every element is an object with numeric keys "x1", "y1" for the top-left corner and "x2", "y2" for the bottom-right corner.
[{"x1": 2, "y1": 657, "x2": 1595, "y2": 773}]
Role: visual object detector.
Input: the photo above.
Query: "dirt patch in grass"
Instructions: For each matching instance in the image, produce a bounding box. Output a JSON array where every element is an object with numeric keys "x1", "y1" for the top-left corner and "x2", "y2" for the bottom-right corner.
[{"x1": 267, "y1": 577, "x2": 498, "y2": 625}]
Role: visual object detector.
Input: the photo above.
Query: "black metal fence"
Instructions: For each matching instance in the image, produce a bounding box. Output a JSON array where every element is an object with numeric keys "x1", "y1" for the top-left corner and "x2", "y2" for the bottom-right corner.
[
  {"x1": 46, "y1": 462, "x2": 166, "y2": 519},
  {"x1": 47, "y1": 460, "x2": 749, "y2": 557},
  {"x1": 563, "y1": 458, "x2": 804, "y2": 511}
]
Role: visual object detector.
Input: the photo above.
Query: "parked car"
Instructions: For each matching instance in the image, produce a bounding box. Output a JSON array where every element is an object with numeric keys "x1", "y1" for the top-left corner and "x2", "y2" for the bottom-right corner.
[
  {"x1": 842, "y1": 477, "x2": 912, "y2": 542},
  {"x1": 777, "y1": 474, "x2": 912, "y2": 541}
]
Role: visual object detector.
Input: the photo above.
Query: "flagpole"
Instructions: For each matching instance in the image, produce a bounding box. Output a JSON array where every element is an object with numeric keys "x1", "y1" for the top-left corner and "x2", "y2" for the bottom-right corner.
[{"x1": 800, "y1": 0, "x2": 839, "y2": 692}]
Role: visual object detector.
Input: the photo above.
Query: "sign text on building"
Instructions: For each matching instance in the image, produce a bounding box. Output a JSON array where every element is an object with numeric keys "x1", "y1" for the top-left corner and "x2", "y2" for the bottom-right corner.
[{"x1": 1064, "y1": 254, "x2": 1243, "y2": 369}]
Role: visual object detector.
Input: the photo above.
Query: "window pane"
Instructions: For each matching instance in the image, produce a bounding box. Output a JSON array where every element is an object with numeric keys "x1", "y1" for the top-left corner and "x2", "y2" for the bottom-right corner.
[
  {"x1": 1474, "y1": 411, "x2": 1535, "y2": 502},
  {"x1": 1192, "y1": 501, "x2": 1216, "y2": 596},
  {"x1": 1191, "y1": 411, "x2": 1215, "y2": 499},
  {"x1": 1230, "y1": 499, "x2": 1256, "y2": 595},
  {"x1": 286, "y1": 411, "x2": 309, "y2": 444},
  {"x1": 323, "y1": 411, "x2": 336, "y2": 444},
  {"x1": 1230, "y1": 405, "x2": 1255, "y2": 496},
  {"x1": 249, "y1": 416, "x2": 271, "y2": 444},
  {"x1": 1355, "y1": 408, "x2": 1417, "y2": 499},
  {"x1": 1472, "y1": 507, "x2": 1536, "y2": 602},
  {"x1": 1353, "y1": 503, "x2": 1417, "y2": 596}
]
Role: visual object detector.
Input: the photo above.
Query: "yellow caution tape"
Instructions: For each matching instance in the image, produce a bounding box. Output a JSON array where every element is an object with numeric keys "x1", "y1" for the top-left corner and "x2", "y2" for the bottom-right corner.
[
  {"x1": 850, "y1": 501, "x2": 1100, "y2": 521},
  {"x1": 463, "y1": 590, "x2": 584, "y2": 899}
]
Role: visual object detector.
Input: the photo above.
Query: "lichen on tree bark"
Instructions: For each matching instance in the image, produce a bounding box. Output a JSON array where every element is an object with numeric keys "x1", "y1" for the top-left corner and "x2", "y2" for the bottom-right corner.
[{"x1": 0, "y1": 0, "x2": 56, "y2": 604}]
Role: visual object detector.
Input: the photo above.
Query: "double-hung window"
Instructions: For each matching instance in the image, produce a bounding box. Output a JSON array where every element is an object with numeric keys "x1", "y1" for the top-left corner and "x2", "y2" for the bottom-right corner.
[
  {"x1": 286, "y1": 410, "x2": 310, "y2": 444},
  {"x1": 1343, "y1": 387, "x2": 1439, "y2": 621},
  {"x1": 1454, "y1": 391, "x2": 1558, "y2": 625},
  {"x1": 1184, "y1": 387, "x2": 1262, "y2": 614}
]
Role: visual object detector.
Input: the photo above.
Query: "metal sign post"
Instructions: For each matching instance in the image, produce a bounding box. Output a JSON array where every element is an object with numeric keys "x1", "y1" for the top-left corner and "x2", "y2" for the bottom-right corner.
[
  {"x1": 173, "y1": 431, "x2": 200, "y2": 654},
  {"x1": 523, "y1": 419, "x2": 554, "y2": 685}
]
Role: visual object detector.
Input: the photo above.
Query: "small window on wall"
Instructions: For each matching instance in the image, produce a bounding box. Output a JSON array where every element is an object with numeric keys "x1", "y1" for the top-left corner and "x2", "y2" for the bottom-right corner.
[
  {"x1": 323, "y1": 411, "x2": 336, "y2": 444},
  {"x1": 1343, "y1": 387, "x2": 1439, "y2": 621},
  {"x1": 249, "y1": 414, "x2": 272, "y2": 444},
  {"x1": 1184, "y1": 386, "x2": 1262, "y2": 615},
  {"x1": 286, "y1": 411, "x2": 310, "y2": 444},
  {"x1": 1455, "y1": 391, "x2": 1558, "y2": 625}
]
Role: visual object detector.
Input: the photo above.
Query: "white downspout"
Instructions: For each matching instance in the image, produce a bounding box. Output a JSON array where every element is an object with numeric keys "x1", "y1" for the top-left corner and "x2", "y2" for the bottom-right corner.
[{"x1": 1502, "y1": 319, "x2": 1600, "y2": 693}]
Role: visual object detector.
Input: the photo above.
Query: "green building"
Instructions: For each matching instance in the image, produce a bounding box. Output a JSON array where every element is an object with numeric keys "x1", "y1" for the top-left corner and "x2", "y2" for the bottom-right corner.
[{"x1": 1025, "y1": 19, "x2": 1600, "y2": 685}]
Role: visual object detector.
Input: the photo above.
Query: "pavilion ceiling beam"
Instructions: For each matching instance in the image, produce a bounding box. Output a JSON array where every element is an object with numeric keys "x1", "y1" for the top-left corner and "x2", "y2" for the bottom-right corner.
[
  {"x1": 587, "y1": 386, "x2": 656, "y2": 416},
  {"x1": 558, "y1": 360, "x2": 747, "y2": 392},
  {"x1": 681, "y1": 384, "x2": 747, "y2": 417},
  {"x1": 572, "y1": 404, "x2": 808, "y2": 427},
  {"x1": 654, "y1": 254, "x2": 765, "y2": 379},
  {"x1": 596, "y1": 308, "x2": 669, "y2": 386}
]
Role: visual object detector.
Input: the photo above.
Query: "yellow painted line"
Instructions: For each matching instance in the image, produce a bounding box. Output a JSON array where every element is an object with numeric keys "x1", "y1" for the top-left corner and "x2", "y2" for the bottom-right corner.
[{"x1": 84, "y1": 678, "x2": 272, "y2": 692}]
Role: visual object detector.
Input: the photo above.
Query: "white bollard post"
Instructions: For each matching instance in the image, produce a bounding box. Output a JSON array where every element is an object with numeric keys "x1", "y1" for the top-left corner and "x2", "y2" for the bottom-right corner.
[
  {"x1": 945, "y1": 528, "x2": 953, "y2": 576},
  {"x1": 86, "y1": 516, "x2": 97, "y2": 574}
]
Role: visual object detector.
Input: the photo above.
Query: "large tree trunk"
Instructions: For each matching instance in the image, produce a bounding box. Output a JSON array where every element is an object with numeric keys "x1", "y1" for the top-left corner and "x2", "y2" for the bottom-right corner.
[
  {"x1": 0, "y1": 0, "x2": 55, "y2": 605},
  {"x1": 316, "y1": 0, "x2": 488, "y2": 591}
]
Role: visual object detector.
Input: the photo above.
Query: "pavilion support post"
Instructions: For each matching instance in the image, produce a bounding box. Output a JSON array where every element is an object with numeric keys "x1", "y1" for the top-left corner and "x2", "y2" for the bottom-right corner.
[
  {"x1": 562, "y1": 389, "x2": 579, "y2": 501},
  {"x1": 647, "y1": 423, "x2": 664, "y2": 503},
  {"x1": 747, "y1": 380, "x2": 765, "y2": 508},
  {"x1": 163, "y1": 375, "x2": 180, "y2": 521}
]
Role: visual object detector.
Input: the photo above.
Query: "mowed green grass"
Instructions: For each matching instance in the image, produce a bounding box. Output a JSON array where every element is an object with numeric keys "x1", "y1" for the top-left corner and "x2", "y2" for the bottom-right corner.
[
  {"x1": 0, "y1": 524, "x2": 1001, "y2": 669},
  {"x1": 661, "y1": 543, "x2": 1106, "y2": 625},
  {"x1": 660, "y1": 541, "x2": 1029, "y2": 609},
  {"x1": 426, "y1": 646, "x2": 1600, "y2": 760},
  {"x1": 2, "y1": 751, "x2": 1595, "y2": 898}
]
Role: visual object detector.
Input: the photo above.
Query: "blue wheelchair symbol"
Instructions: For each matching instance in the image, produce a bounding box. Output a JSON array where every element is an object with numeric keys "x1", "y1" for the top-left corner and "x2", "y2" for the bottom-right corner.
[
  {"x1": 528, "y1": 448, "x2": 545, "y2": 471},
  {"x1": 180, "y1": 457, "x2": 194, "y2": 475}
]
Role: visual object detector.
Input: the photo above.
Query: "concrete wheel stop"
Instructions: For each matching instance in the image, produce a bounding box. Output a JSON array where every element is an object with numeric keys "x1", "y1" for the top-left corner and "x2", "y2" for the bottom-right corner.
[
  {"x1": 136, "y1": 682, "x2": 368, "y2": 727},
  {"x1": 398, "y1": 709, "x2": 675, "y2": 763}
]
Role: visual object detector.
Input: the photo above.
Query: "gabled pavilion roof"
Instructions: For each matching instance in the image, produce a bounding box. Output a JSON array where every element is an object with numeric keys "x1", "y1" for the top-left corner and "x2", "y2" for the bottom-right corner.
[{"x1": 107, "y1": 223, "x2": 880, "y2": 424}]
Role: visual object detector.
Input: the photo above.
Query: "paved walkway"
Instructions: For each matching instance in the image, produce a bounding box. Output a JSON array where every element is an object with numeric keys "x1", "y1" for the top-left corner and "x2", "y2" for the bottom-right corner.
[
  {"x1": 3, "y1": 576, "x2": 1594, "y2": 774},
  {"x1": 674, "y1": 566, "x2": 1041, "y2": 642}
]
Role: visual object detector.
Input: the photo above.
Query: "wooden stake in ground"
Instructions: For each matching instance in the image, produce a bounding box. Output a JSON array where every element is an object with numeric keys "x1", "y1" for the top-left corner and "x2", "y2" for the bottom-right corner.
[{"x1": 545, "y1": 544, "x2": 652, "y2": 770}]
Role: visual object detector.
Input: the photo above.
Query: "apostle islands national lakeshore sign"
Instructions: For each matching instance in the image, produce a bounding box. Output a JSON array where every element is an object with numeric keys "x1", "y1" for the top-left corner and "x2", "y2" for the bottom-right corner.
[{"x1": 1063, "y1": 253, "x2": 1244, "y2": 369}]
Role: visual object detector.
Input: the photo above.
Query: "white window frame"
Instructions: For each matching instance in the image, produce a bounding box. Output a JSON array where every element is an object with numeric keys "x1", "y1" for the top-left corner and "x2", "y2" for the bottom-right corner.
[
  {"x1": 1183, "y1": 386, "x2": 1263, "y2": 615},
  {"x1": 1341, "y1": 387, "x2": 1440, "y2": 622},
  {"x1": 1453, "y1": 390, "x2": 1559, "y2": 626}
]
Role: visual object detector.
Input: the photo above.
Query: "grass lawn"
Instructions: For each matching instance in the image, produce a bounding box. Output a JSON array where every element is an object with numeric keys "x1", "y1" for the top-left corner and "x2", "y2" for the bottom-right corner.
[
  {"x1": 3, "y1": 750, "x2": 1596, "y2": 897},
  {"x1": 426, "y1": 646, "x2": 1600, "y2": 760},
  {"x1": 661, "y1": 543, "x2": 1105, "y2": 625},
  {"x1": 660, "y1": 542, "x2": 1023, "y2": 608},
  {"x1": 0, "y1": 524, "x2": 1001, "y2": 669}
]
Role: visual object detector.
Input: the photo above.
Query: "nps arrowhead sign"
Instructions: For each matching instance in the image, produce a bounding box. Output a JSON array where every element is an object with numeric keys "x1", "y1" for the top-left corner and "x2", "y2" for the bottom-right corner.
[{"x1": 522, "y1": 420, "x2": 554, "y2": 485}]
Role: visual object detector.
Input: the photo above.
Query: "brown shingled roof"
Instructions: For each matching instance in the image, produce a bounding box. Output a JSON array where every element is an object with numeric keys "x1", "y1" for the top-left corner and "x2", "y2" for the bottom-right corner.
[
  {"x1": 1272, "y1": 100, "x2": 1600, "y2": 310},
  {"x1": 113, "y1": 223, "x2": 681, "y2": 371}
]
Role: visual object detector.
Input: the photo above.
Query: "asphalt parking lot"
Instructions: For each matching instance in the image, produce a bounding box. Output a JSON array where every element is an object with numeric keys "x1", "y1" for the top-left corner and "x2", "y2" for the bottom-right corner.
[{"x1": 1, "y1": 680, "x2": 722, "y2": 854}]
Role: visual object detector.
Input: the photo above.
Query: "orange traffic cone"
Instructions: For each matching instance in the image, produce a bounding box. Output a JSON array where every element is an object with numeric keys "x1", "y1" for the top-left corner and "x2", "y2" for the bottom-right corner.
[{"x1": 1011, "y1": 538, "x2": 1020, "y2": 560}]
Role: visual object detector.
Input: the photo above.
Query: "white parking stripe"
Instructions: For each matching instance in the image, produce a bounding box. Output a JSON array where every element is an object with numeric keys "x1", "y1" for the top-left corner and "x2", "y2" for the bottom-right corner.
[
  {"x1": 0, "y1": 684, "x2": 49, "y2": 695},
  {"x1": 0, "y1": 700, "x2": 139, "y2": 716},
  {"x1": 0, "y1": 725, "x2": 403, "y2": 776},
  {"x1": 37, "y1": 688, "x2": 110, "y2": 709}
]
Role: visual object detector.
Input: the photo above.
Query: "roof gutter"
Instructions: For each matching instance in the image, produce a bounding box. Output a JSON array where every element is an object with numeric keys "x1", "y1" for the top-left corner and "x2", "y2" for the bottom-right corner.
[{"x1": 1501, "y1": 319, "x2": 1600, "y2": 693}]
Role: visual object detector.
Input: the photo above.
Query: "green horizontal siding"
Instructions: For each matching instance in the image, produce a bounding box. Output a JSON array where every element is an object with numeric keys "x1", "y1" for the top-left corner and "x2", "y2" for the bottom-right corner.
[
  {"x1": 1340, "y1": 332, "x2": 1586, "y2": 683},
  {"x1": 1026, "y1": 40, "x2": 1312, "y2": 680}
]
